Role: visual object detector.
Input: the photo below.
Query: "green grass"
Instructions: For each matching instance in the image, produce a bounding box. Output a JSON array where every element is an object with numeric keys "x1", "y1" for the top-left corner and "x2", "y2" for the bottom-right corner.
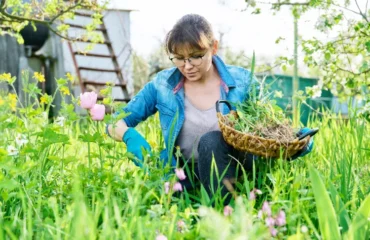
[{"x1": 0, "y1": 76, "x2": 369, "y2": 239}]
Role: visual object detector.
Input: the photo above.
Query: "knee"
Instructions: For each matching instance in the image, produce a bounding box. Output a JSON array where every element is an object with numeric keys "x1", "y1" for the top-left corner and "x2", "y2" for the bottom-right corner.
[{"x1": 198, "y1": 131, "x2": 226, "y2": 154}]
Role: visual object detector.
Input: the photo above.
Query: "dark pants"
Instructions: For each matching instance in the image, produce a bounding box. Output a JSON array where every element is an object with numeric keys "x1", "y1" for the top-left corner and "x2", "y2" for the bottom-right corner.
[{"x1": 179, "y1": 131, "x2": 255, "y2": 205}]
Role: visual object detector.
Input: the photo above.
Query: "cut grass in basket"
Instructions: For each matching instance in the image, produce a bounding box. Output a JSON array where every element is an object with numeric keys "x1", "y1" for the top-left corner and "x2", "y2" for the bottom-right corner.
[{"x1": 228, "y1": 52, "x2": 296, "y2": 144}]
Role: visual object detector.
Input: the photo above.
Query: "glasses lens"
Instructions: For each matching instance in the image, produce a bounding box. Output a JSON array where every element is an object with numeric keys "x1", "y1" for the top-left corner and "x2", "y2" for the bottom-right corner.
[
  {"x1": 171, "y1": 58, "x2": 185, "y2": 67},
  {"x1": 189, "y1": 57, "x2": 202, "y2": 66},
  {"x1": 171, "y1": 57, "x2": 203, "y2": 67}
]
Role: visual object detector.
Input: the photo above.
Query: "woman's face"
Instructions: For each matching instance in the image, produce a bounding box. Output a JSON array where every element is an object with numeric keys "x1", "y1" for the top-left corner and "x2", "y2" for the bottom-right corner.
[{"x1": 170, "y1": 41, "x2": 218, "y2": 82}]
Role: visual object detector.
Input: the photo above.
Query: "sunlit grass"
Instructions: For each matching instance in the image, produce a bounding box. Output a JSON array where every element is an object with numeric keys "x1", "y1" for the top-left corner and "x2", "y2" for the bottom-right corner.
[{"x1": 0, "y1": 73, "x2": 369, "y2": 239}]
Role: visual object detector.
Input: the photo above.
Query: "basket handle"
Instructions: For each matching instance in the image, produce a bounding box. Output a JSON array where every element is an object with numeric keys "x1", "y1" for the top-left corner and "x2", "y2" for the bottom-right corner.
[{"x1": 216, "y1": 100, "x2": 232, "y2": 113}]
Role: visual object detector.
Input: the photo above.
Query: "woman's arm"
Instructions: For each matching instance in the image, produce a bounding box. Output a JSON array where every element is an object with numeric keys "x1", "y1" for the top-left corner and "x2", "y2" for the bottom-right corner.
[{"x1": 107, "y1": 120, "x2": 129, "y2": 142}]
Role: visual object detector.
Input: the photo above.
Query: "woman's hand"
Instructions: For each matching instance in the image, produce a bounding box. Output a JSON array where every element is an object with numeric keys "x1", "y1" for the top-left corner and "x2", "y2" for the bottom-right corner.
[
  {"x1": 106, "y1": 120, "x2": 129, "y2": 142},
  {"x1": 122, "y1": 128, "x2": 152, "y2": 168}
]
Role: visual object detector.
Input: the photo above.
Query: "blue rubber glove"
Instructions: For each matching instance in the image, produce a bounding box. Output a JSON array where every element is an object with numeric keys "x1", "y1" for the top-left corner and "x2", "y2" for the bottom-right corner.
[
  {"x1": 290, "y1": 127, "x2": 314, "y2": 160},
  {"x1": 122, "y1": 128, "x2": 152, "y2": 168}
]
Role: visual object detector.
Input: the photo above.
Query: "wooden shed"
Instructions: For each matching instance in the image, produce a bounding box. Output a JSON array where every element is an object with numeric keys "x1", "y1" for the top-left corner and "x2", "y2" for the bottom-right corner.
[{"x1": 0, "y1": 2, "x2": 136, "y2": 116}]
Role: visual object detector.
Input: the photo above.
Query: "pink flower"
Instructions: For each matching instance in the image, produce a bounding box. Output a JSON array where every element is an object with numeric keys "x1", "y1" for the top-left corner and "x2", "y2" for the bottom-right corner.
[
  {"x1": 90, "y1": 104, "x2": 105, "y2": 121},
  {"x1": 175, "y1": 168, "x2": 186, "y2": 180},
  {"x1": 257, "y1": 210, "x2": 263, "y2": 219},
  {"x1": 156, "y1": 234, "x2": 167, "y2": 240},
  {"x1": 164, "y1": 182, "x2": 170, "y2": 194},
  {"x1": 269, "y1": 227, "x2": 278, "y2": 237},
  {"x1": 177, "y1": 220, "x2": 186, "y2": 232},
  {"x1": 249, "y1": 188, "x2": 262, "y2": 201},
  {"x1": 80, "y1": 91, "x2": 97, "y2": 109},
  {"x1": 262, "y1": 201, "x2": 271, "y2": 216},
  {"x1": 173, "y1": 182, "x2": 183, "y2": 192},
  {"x1": 265, "y1": 216, "x2": 275, "y2": 227},
  {"x1": 223, "y1": 205, "x2": 233, "y2": 216},
  {"x1": 249, "y1": 191, "x2": 256, "y2": 200},
  {"x1": 275, "y1": 210, "x2": 286, "y2": 226}
]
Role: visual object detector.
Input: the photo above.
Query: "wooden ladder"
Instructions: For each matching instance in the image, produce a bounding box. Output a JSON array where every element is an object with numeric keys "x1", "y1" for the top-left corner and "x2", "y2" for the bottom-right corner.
[{"x1": 66, "y1": 11, "x2": 131, "y2": 102}]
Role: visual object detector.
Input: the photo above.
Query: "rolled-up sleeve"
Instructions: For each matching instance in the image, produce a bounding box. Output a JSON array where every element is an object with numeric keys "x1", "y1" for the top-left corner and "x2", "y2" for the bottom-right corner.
[{"x1": 120, "y1": 80, "x2": 157, "y2": 128}]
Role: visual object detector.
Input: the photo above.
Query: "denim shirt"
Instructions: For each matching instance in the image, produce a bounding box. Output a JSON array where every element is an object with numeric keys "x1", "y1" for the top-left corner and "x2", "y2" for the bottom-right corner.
[{"x1": 121, "y1": 55, "x2": 258, "y2": 168}]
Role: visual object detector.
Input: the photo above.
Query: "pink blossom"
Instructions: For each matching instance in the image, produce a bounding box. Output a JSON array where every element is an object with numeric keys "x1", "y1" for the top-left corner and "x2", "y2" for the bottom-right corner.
[
  {"x1": 265, "y1": 216, "x2": 275, "y2": 227},
  {"x1": 249, "y1": 188, "x2": 262, "y2": 200},
  {"x1": 257, "y1": 210, "x2": 263, "y2": 219},
  {"x1": 223, "y1": 205, "x2": 233, "y2": 216},
  {"x1": 275, "y1": 210, "x2": 286, "y2": 226},
  {"x1": 175, "y1": 168, "x2": 186, "y2": 180},
  {"x1": 80, "y1": 91, "x2": 97, "y2": 109},
  {"x1": 173, "y1": 182, "x2": 183, "y2": 192},
  {"x1": 177, "y1": 220, "x2": 186, "y2": 232},
  {"x1": 164, "y1": 182, "x2": 170, "y2": 194},
  {"x1": 249, "y1": 191, "x2": 256, "y2": 200},
  {"x1": 90, "y1": 104, "x2": 105, "y2": 121},
  {"x1": 156, "y1": 234, "x2": 167, "y2": 240},
  {"x1": 269, "y1": 227, "x2": 278, "y2": 237},
  {"x1": 262, "y1": 201, "x2": 271, "y2": 216}
]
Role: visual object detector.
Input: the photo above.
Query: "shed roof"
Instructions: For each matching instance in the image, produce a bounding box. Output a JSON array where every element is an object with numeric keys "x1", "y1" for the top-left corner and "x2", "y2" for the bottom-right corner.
[{"x1": 100, "y1": 0, "x2": 139, "y2": 11}]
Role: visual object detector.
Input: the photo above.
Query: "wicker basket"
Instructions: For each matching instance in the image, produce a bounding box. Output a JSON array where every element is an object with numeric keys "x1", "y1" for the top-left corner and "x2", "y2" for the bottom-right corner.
[{"x1": 216, "y1": 100, "x2": 310, "y2": 159}]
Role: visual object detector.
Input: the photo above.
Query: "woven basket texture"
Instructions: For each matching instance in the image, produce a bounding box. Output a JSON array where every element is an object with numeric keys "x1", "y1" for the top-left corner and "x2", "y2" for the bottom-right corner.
[{"x1": 217, "y1": 111, "x2": 310, "y2": 158}]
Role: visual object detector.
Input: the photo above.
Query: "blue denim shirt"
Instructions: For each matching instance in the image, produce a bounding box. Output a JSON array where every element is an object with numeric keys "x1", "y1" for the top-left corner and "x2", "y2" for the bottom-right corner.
[{"x1": 121, "y1": 55, "x2": 258, "y2": 167}]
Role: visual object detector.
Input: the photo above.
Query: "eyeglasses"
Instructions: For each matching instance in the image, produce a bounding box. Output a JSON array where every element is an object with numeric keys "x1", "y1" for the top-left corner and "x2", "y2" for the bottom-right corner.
[{"x1": 169, "y1": 53, "x2": 206, "y2": 67}]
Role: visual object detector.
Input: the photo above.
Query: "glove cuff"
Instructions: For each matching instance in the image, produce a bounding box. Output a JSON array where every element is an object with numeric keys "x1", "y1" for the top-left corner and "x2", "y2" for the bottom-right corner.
[{"x1": 122, "y1": 127, "x2": 135, "y2": 143}]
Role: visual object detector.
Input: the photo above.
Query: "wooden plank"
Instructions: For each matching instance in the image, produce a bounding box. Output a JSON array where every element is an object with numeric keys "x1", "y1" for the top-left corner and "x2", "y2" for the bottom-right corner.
[
  {"x1": 68, "y1": 23, "x2": 107, "y2": 32},
  {"x1": 83, "y1": 80, "x2": 126, "y2": 87},
  {"x1": 74, "y1": 52, "x2": 114, "y2": 58},
  {"x1": 78, "y1": 67, "x2": 120, "y2": 73}
]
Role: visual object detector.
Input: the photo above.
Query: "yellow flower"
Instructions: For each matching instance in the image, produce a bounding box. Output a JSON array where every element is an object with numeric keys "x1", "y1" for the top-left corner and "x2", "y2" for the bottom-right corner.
[
  {"x1": 100, "y1": 87, "x2": 110, "y2": 97},
  {"x1": 60, "y1": 86, "x2": 70, "y2": 95},
  {"x1": 0, "y1": 96, "x2": 4, "y2": 106},
  {"x1": 0, "y1": 73, "x2": 12, "y2": 82},
  {"x1": 40, "y1": 94, "x2": 52, "y2": 104},
  {"x1": 103, "y1": 97, "x2": 112, "y2": 105},
  {"x1": 66, "y1": 72, "x2": 74, "y2": 82},
  {"x1": 8, "y1": 93, "x2": 17, "y2": 111},
  {"x1": 33, "y1": 72, "x2": 45, "y2": 82}
]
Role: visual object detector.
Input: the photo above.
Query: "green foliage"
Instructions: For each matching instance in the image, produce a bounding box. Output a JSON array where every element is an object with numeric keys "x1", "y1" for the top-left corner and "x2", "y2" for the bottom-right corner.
[
  {"x1": 0, "y1": 0, "x2": 106, "y2": 43},
  {"x1": 228, "y1": 53, "x2": 291, "y2": 138},
  {"x1": 246, "y1": 0, "x2": 370, "y2": 117},
  {"x1": 0, "y1": 71, "x2": 369, "y2": 239}
]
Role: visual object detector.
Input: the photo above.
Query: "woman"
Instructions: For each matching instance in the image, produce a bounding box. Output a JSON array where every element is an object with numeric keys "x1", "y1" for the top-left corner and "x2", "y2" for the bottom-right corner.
[{"x1": 106, "y1": 14, "x2": 313, "y2": 205}]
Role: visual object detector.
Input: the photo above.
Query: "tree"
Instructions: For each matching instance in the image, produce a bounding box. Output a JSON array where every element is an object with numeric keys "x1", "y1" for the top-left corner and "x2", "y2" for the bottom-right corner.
[
  {"x1": 0, "y1": 0, "x2": 105, "y2": 43},
  {"x1": 246, "y1": 0, "x2": 370, "y2": 103}
]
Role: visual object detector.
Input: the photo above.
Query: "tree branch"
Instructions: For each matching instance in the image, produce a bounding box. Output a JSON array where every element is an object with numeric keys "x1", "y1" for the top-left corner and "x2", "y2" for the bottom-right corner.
[
  {"x1": 255, "y1": 1, "x2": 310, "y2": 6},
  {"x1": 0, "y1": 1, "x2": 102, "y2": 42},
  {"x1": 50, "y1": 1, "x2": 83, "y2": 23},
  {"x1": 336, "y1": 65, "x2": 370, "y2": 76},
  {"x1": 331, "y1": 35, "x2": 357, "y2": 44},
  {"x1": 355, "y1": 0, "x2": 369, "y2": 22}
]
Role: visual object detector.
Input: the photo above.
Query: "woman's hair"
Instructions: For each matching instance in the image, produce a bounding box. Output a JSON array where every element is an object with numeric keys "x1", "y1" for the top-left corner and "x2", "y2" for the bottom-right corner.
[{"x1": 165, "y1": 14, "x2": 215, "y2": 54}]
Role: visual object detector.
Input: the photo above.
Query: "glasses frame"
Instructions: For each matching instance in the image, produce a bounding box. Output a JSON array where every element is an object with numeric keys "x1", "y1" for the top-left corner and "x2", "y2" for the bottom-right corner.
[{"x1": 169, "y1": 52, "x2": 207, "y2": 67}]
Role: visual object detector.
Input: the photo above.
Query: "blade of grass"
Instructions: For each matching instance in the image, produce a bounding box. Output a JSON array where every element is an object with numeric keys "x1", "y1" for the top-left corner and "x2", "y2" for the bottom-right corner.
[
  {"x1": 345, "y1": 194, "x2": 370, "y2": 240},
  {"x1": 309, "y1": 166, "x2": 340, "y2": 239}
]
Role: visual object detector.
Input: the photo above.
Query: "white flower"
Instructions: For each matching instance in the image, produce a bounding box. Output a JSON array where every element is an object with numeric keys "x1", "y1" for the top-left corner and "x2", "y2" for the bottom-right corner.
[
  {"x1": 274, "y1": 90, "x2": 284, "y2": 98},
  {"x1": 311, "y1": 85, "x2": 322, "y2": 98},
  {"x1": 15, "y1": 134, "x2": 28, "y2": 146},
  {"x1": 301, "y1": 225, "x2": 308, "y2": 233},
  {"x1": 55, "y1": 116, "x2": 65, "y2": 127},
  {"x1": 42, "y1": 112, "x2": 48, "y2": 120},
  {"x1": 7, "y1": 145, "x2": 19, "y2": 156}
]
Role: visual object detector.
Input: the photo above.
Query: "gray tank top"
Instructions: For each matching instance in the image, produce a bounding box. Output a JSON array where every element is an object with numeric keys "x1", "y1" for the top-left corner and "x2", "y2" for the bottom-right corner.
[{"x1": 175, "y1": 97, "x2": 220, "y2": 162}]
